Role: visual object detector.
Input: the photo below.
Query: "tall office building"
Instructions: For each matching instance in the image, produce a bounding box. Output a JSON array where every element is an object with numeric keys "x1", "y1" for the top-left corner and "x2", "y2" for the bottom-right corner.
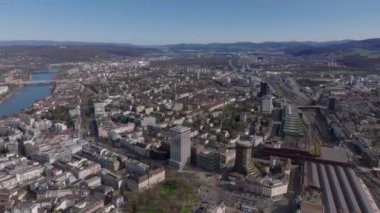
[
  {"x1": 169, "y1": 126, "x2": 192, "y2": 170},
  {"x1": 260, "y1": 95, "x2": 273, "y2": 114},
  {"x1": 260, "y1": 82, "x2": 271, "y2": 97},
  {"x1": 234, "y1": 141, "x2": 253, "y2": 175},
  {"x1": 328, "y1": 98, "x2": 336, "y2": 112}
]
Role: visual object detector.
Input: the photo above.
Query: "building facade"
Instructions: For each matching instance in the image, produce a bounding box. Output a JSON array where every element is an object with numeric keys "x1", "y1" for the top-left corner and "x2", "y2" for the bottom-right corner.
[
  {"x1": 169, "y1": 126, "x2": 191, "y2": 170},
  {"x1": 260, "y1": 95, "x2": 273, "y2": 114},
  {"x1": 197, "y1": 150, "x2": 220, "y2": 172},
  {"x1": 234, "y1": 141, "x2": 253, "y2": 175}
]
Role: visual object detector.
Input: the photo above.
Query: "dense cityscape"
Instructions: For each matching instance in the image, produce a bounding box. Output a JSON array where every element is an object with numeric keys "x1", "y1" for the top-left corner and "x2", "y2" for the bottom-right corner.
[
  {"x1": 1, "y1": 1, "x2": 380, "y2": 213},
  {"x1": 0, "y1": 41, "x2": 379, "y2": 213}
]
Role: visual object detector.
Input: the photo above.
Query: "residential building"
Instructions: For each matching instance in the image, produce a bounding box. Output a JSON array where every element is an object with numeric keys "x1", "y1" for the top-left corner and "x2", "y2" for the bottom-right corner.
[{"x1": 126, "y1": 167, "x2": 165, "y2": 192}]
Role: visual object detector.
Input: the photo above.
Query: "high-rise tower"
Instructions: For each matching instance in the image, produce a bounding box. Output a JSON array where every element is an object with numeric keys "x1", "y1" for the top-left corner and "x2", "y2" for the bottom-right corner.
[
  {"x1": 169, "y1": 126, "x2": 191, "y2": 170},
  {"x1": 234, "y1": 141, "x2": 253, "y2": 175}
]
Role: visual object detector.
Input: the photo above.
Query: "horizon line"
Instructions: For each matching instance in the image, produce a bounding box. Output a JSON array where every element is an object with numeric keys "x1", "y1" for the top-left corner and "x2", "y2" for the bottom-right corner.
[{"x1": 0, "y1": 37, "x2": 378, "y2": 47}]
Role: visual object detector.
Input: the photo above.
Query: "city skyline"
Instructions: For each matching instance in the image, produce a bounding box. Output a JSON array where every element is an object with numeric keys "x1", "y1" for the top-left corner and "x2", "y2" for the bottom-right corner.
[{"x1": 0, "y1": 0, "x2": 380, "y2": 45}]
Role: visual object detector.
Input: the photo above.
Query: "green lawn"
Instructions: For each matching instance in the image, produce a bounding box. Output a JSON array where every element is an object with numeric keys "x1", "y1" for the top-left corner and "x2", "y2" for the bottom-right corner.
[
  {"x1": 160, "y1": 180, "x2": 178, "y2": 194},
  {"x1": 180, "y1": 204, "x2": 192, "y2": 213},
  {"x1": 127, "y1": 175, "x2": 199, "y2": 213},
  {"x1": 143, "y1": 209, "x2": 161, "y2": 213}
]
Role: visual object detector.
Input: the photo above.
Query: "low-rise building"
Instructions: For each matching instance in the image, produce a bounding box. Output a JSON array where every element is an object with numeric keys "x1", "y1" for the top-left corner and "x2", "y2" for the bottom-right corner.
[
  {"x1": 71, "y1": 161, "x2": 101, "y2": 180},
  {"x1": 101, "y1": 171, "x2": 124, "y2": 190},
  {"x1": 0, "y1": 86, "x2": 9, "y2": 95},
  {"x1": 75, "y1": 198, "x2": 104, "y2": 213},
  {"x1": 84, "y1": 176, "x2": 101, "y2": 188},
  {"x1": 94, "y1": 102, "x2": 106, "y2": 118},
  {"x1": 36, "y1": 189, "x2": 89, "y2": 199},
  {"x1": 12, "y1": 202, "x2": 39, "y2": 213},
  {"x1": 237, "y1": 176, "x2": 288, "y2": 198},
  {"x1": 127, "y1": 167, "x2": 165, "y2": 192},
  {"x1": 0, "y1": 189, "x2": 17, "y2": 209},
  {"x1": 124, "y1": 158, "x2": 149, "y2": 175}
]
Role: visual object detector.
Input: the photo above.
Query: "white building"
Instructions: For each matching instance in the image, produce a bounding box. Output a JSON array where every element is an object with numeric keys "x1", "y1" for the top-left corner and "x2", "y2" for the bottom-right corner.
[
  {"x1": 260, "y1": 95, "x2": 273, "y2": 114},
  {"x1": 15, "y1": 165, "x2": 44, "y2": 182},
  {"x1": 238, "y1": 176, "x2": 288, "y2": 198},
  {"x1": 0, "y1": 175, "x2": 18, "y2": 189},
  {"x1": 12, "y1": 202, "x2": 39, "y2": 213},
  {"x1": 169, "y1": 126, "x2": 191, "y2": 170},
  {"x1": 72, "y1": 162, "x2": 101, "y2": 179},
  {"x1": 54, "y1": 123, "x2": 67, "y2": 132},
  {"x1": 144, "y1": 107, "x2": 154, "y2": 115},
  {"x1": 33, "y1": 120, "x2": 52, "y2": 131},
  {"x1": 140, "y1": 116, "x2": 156, "y2": 128},
  {"x1": 94, "y1": 102, "x2": 106, "y2": 118},
  {"x1": 0, "y1": 86, "x2": 9, "y2": 95},
  {"x1": 37, "y1": 189, "x2": 88, "y2": 199},
  {"x1": 0, "y1": 164, "x2": 44, "y2": 189},
  {"x1": 135, "y1": 105, "x2": 145, "y2": 113}
]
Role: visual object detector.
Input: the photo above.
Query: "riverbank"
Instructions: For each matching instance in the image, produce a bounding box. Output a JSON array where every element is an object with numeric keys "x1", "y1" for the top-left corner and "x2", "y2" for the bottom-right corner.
[
  {"x1": 0, "y1": 85, "x2": 23, "y2": 104},
  {"x1": 0, "y1": 70, "x2": 53, "y2": 118}
]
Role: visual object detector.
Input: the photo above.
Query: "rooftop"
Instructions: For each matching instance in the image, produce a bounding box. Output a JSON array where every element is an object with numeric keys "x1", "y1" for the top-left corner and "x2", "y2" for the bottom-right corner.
[
  {"x1": 318, "y1": 146, "x2": 349, "y2": 163},
  {"x1": 171, "y1": 125, "x2": 191, "y2": 133}
]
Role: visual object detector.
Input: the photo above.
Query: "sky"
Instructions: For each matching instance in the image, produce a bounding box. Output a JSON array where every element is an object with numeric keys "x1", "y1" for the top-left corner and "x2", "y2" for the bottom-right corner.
[{"x1": 0, "y1": 0, "x2": 380, "y2": 45}]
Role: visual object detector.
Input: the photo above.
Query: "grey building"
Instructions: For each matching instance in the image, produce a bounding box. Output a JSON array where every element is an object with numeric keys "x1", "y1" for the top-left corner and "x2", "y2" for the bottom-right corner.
[
  {"x1": 328, "y1": 97, "x2": 336, "y2": 112},
  {"x1": 169, "y1": 126, "x2": 191, "y2": 170},
  {"x1": 260, "y1": 82, "x2": 270, "y2": 97},
  {"x1": 197, "y1": 150, "x2": 220, "y2": 172},
  {"x1": 234, "y1": 141, "x2": 253, "y2": 175}
]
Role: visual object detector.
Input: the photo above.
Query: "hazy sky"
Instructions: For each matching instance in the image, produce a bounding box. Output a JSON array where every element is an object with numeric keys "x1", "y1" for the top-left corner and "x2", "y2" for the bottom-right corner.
[{"x1": 0, "y1": 0, "x2": 379, "y2": 44}]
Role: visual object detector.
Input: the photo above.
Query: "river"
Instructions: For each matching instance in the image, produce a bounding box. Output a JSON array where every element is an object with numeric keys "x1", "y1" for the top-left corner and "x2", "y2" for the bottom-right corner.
[{"x1": 0, "y1": 70, "x2": 53, "y2": 118}]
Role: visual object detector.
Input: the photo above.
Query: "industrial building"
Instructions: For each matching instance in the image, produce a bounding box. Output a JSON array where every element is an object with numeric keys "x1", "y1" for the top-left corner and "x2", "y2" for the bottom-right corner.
[
  {"x1": 302, "y1": 161, "x2": 379, "y2": 213},
  {"x1": 282, "y1": 105, "x2": 304, "y2": 137}
]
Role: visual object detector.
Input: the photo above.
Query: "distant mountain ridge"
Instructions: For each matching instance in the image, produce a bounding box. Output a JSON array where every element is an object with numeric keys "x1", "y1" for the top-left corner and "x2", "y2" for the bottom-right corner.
[
  {"x1": 162, "y1": 40, "x2": 352, "y2": 52},
  {"x1": 289, "y1": 38, "x2": 380, "y2": 56},
  {"x1": 0, "y1": 40, "x2": 136, "y2": 47},
  {"x1": 1, "y1": 38, "x2": 380, "y2": 57},
  {"x1": 0, "y1": 39, "x2": 354, "y2": 49},
  {"x1": 0, "y1": 44, "x2": 160, "y2": 63}
]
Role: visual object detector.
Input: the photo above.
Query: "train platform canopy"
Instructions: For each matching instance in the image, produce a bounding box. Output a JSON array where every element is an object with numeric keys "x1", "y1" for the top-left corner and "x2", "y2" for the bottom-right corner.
[{"x1": 302, "y1": 161, "x2": 379, "y2": 213}]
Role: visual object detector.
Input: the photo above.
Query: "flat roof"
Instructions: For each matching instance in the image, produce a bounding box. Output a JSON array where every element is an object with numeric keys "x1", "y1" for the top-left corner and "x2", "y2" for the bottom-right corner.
[
  {"x1": 171, "y1": 125, "x2": 191, "y2": 133},
  {"x1": 318, "y1": 146, "x2": 349, "y2": 163}
]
